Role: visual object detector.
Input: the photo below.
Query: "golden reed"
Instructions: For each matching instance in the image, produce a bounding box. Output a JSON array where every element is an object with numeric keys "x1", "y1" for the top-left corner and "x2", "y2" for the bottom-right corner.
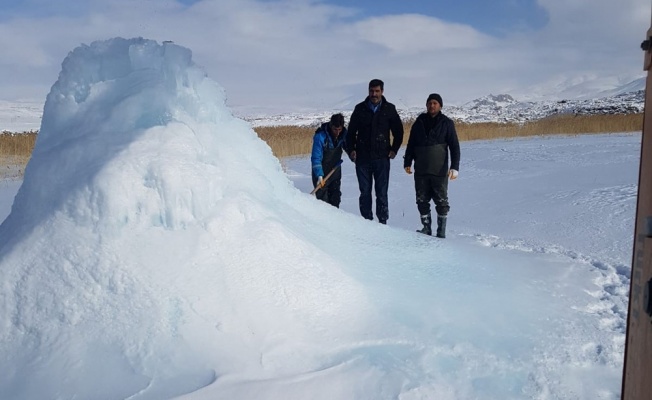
[
  {"x1": 256, "y1": 113, "x2": 643, "y2": 158},
  {"x1": 0, "y1": 113, "x2": 643, "y2": 169}
]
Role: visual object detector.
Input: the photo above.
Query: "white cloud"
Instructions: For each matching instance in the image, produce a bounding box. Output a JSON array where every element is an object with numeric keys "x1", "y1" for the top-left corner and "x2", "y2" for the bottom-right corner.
[
  {"x1": 352, "y1": 14, "x2": 495, "y2": 54},
  {"x1": 539, "y1": 0, "x2": 648, "y2": 39},
  {"x1": 0, "y1": 0, "x2": 647, "y2": 111}
]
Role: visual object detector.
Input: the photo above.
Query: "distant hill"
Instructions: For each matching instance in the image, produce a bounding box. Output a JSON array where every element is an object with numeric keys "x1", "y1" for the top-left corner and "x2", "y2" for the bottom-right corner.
[
  {"x1": 511, "y1": 75, "x2": 646, "y2": 102},
  {"x1": 0, "y1": 77, "x2": 646, "y2": 131},
  {"x1": 593, "y1": 77, "x2": 646, "y2": 98},
  {"x1": 438, "y1": 89, "x2": 644, "y2": 124},
  {"x1": 244, "y1": 88, "x2": 645, "y2": 127}
]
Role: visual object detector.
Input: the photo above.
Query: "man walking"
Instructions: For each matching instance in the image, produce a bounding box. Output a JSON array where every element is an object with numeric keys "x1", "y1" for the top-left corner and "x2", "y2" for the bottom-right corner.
[
  {"x1": 404, "y1": 93, "x2": 460, "y2": 238},
  {"x1": 346, "y1": 79, "x2": 404, "y2": 224},
  {"x1": 311, "y1": 113, "x2": 347, "y2": 207}
]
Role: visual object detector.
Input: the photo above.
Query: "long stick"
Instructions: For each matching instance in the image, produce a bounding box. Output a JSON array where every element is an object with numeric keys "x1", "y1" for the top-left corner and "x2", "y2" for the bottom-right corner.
[{"x1": 310, "y1": 160, "x2": 344, "y2": 195}]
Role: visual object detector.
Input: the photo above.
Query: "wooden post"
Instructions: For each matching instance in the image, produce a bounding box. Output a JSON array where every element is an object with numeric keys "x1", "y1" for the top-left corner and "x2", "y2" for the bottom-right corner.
[{"x1": 621, "y1": 12, "x2": 652, "y2": 400}]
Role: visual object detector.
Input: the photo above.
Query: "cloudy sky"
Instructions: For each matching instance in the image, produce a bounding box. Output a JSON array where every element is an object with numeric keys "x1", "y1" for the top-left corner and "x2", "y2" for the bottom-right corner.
[{"x1": 0, "y1": 0, "x2": 648, "y2": 114}]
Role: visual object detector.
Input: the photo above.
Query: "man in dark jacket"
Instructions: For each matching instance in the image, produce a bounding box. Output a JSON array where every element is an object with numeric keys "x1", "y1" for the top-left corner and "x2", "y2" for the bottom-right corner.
[
  {"x1": 404, "y1": 93, "x2": 460, "y2": 238},
  {"x1": 311, "y1": 113, "x2": 347, "y2": 207},
  {"x1": 346, "y1": 79, "x2": 404, "y2": 224}
]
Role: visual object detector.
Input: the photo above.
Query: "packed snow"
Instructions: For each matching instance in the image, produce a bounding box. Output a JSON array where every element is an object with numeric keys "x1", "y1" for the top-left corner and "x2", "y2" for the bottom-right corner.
[
  {"x1": 0, "y1": 99, "x2": 42, "y2": 133},
  {"x1": 0, "y1": 37, "x2": 638, "y2": 399}
]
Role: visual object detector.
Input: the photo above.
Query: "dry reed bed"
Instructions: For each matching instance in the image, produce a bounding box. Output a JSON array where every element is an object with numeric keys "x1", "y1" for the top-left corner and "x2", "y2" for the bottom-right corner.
[
  {"x1": 0, "y1": 132, "x2": 37, "y2": 159},
  {"x1": 0, "y1": 113, "x2": 644, "y2": 165},
  {"x1": 257, "y1": 113, "x2": 643, "y2": 158}
]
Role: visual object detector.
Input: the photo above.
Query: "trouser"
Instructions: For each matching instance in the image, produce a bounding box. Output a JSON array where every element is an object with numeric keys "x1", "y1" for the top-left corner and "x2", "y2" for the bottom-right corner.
[
  {"x1": 312, "y1": 174, "x2": 342, "y2": 208},
  {"x1": 415, "y1": 175, "x2": 449, "y2": 216},
  {"x1": 355, "y1": 158, "x2": 390, "y2": 222}
]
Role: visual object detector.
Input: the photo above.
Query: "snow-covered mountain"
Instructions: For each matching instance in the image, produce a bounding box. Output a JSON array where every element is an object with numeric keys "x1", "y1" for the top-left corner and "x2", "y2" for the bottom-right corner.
[
  {"x1": 442, "y1": 89, "x2": 644, "y2": 123},
  {"x1": 239, "y1": 75, "x2": 645, "y2": 127},
  {"x1": 243, "y1": 89, "x2": 644, "y2": 127},
  {"x1": 593, "y1": 77, "x2": 646, "y2": 98},
  {"x1": 512, "y1": 74, "x2": 646, "y2": 102},
  {"x1": 0, "y1": 82, "x2": 646, "y2": 132}
]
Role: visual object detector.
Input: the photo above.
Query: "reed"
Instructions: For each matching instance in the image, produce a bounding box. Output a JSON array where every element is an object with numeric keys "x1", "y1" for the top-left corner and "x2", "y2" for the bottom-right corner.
[
  {"x1": 0, "y1": 114, "x2": 643, "y2": 176},
  {"x1": 454, "y1": 114, "x2": 643, "y2": 142},
  {"x1": 256, "y1": 113, "x2": 643, "y2": 158},
  {"x1": 0, "y1": 131, "x2": 37, "y2": 158},
  {"x1": 255, "y1": 126, "x2": 315, "y2": 158}
]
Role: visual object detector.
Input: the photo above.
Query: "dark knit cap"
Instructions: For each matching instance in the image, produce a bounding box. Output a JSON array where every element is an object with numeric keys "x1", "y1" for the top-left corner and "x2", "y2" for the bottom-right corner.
[
  {"x1": 427, "y1": 93, "x2": 443, "y2": 107},
  {"x1": 330, "y1": 113, "x2": 345, "y2": 127}
]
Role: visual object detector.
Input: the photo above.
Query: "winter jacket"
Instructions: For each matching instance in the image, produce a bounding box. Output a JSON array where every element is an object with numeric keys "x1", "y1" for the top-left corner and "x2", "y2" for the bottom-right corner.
[
  {"x1": 311, "y1": 122, "x2": 347, "y2": 179},
  {"x1": 346, "y1": 96, "x2": 404, "y2": 161},
  {"x1": 404, "y1": 112, "x2": 460, "y2": 177}
]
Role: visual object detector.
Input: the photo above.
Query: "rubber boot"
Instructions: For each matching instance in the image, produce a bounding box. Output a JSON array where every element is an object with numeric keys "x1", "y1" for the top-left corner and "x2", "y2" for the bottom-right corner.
[
  {"x1": 416, "y1": 213, "x2": 432, "y2": 235},
  {"x1": 436, "y1": 215, "x2": 447, "y2": 238}
]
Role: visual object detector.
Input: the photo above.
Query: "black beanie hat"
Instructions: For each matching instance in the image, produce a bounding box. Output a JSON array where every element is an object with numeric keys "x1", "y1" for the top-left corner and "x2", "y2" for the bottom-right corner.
[
  {"x1": 427, "y1": 93, "x2": 443, "y2": 107},
  {"x1": 330, "y1": 113, "x2": 345, "y2": 127}
]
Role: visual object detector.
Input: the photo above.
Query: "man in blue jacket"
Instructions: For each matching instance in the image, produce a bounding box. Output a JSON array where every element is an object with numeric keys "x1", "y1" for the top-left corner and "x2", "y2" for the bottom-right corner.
[
  {"x1": 346, "y1": 79, "x2": 404, "y2": 224},
  {"x1": 404, "y1": 93, "x2": 460, "y2": 238},
  {"x1": 311, "y1": 113, "x2": 347, "y2": 207}
]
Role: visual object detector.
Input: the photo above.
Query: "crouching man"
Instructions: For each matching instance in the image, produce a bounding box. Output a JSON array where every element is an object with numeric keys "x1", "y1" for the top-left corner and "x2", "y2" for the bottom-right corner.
[
  {"x1": 404, "y1": 93, "x2": 460, "y2": 238},
  {"x1": 311, "y1": 113, "x2": 347, "y2": 207}
]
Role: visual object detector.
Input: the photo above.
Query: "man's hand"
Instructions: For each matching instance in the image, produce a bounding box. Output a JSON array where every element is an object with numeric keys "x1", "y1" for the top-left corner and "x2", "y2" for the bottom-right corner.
[
  {"x1": 349, "y1": 150, "x2": 356, "y2": 162},
  {"x1": 389, "y1": 150, "x2": 396, "y2": 159},
  {"x1": 317, "y1": 176, "x2": 325, "y2": 188},
  {"x1": 404, "y1": 166, "x2": 412, "y2": 175},
  {"x1": 448, "y1": 169, "x2": 458, "y2": 180}
]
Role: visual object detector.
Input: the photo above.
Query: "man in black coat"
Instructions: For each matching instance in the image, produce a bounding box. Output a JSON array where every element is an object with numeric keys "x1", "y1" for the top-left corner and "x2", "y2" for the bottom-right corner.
[
  {"x1": 346, "y1": 79, "x2": 404, "y2": 224},
  {"x1": 404, "y1": 93, "x2": 460, "y2": 238}
]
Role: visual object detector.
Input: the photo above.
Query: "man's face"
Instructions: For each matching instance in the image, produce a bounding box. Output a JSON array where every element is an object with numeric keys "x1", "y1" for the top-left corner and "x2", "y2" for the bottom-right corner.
[
  {"x1": 368, "y1": 85, "x2": 383, "y2": 104},
  {"x1": 427, "y1": 99, "x2": 441, "y2": 116},
  {"x1": 331, "y1": 125, "x2": 343, "y2": 138}
]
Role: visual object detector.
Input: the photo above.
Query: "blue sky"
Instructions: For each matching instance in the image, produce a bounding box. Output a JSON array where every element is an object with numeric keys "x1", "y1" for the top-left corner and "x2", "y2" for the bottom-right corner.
[
  {"x1": 320, "y1": 0, "x2": 549, "y2": 35},
  {"x1": 0, "y1": 0, "x2": 647, "y2": 114}
]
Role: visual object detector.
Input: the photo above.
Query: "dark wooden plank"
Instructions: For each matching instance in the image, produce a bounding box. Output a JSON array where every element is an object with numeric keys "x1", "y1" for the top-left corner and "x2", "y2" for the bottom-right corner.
[{"x1": 621, "y1": 17, "x2": 652, "y2": 400}]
